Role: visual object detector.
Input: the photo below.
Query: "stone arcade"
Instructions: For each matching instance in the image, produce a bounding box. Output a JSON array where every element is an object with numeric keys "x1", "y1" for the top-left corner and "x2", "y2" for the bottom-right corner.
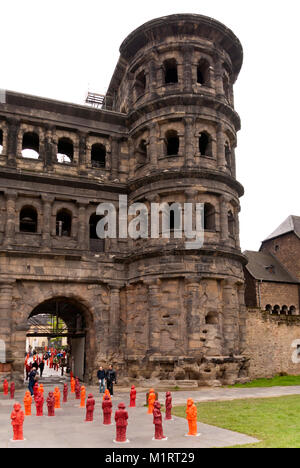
[{"x1": 0, "y1": 14, "x2": 248, "y2": 386}]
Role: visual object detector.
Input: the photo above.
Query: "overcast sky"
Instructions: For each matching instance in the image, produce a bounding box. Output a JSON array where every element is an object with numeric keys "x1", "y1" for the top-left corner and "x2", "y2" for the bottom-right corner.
[{"x1": 1, "y1": 0, "x2": 299, "y2": 251}]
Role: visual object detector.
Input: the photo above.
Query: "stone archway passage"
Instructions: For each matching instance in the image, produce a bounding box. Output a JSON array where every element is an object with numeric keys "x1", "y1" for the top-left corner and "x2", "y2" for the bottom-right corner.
[{"x1": 27, "y1": 297, "x2": 88, "y2": 380}]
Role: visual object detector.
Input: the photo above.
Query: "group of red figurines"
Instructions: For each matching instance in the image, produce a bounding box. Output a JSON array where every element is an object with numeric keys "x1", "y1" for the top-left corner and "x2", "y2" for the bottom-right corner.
[
  {"x1": 4, "y1": 373, "x2": 198, "y2": 442},
  {"x1": 2, "y1": 379, "x2": 15, "y2": 399}
]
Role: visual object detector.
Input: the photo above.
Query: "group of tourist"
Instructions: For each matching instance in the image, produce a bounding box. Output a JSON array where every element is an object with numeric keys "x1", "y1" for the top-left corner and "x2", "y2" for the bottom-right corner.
[{"x1": 97, "y1": 365, "x2": 117, "y2": 396}]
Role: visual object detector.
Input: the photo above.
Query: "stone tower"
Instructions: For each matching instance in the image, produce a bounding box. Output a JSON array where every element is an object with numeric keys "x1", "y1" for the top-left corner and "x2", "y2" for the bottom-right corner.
[{"x1": 0, "y1": 14, "x2": 247, "y2": 386}]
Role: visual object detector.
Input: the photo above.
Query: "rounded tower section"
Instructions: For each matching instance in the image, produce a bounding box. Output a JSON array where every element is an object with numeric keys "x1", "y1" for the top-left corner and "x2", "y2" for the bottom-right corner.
[{"x1": 108, "y1": 14, "x2": 247, "y2": 385}]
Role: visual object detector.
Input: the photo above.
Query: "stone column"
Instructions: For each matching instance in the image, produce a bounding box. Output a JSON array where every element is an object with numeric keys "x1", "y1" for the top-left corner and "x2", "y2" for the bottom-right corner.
[
  {"x1": 149, "y1": 54, "x2": 158, "y2": 99},
  {"x1": 222, "y1": 279, "x2": 239, "y2": 355},
  {"x1": 217, "y1": 123, "x2": 226, "y2": 171},
  {"x1": 184, "y1": 117, "x2": 195, "y2": 167},
  {"x1": 235, "y1": 205, "x2": 241, "y2": 250},
  {"x1": 145, "y1": 279, "x2": 161, "y2": 353},
  {"x1": 148, "y1": 122, "x2": 158, "y2": 170},
  {"x1": 111, "y1": 137, "x2": 119, "y2": 180},
  {"x1": 0, "y1": 281, "x2": 15, "y2": 364},
  {"x1": 77, "y1": 200, "x2": 89, "y2": 251},
  {"x1": 185, "y1": 189, "x2": 198, "y2": 238},
  {"x1": 183, "y1": 46, "x2": 193, "y2": 93},
  {"x1": 109, "y1": 284, "x2": 123, "y2": 352},
  {"x1": 4, "y1": 191, "x2": 17, "y2": 247},
  {"x1": 185, "y1": 277, "x2": 202, "y2": 355},
  {"x1": 78, "y1": 132, "x2": 87, "y2": 171},
  {"x1": 42, "y1": 195, "x2": 54, "y2": 250},
  {"x1": 220, "y1": 195, "x2": 229, "y2": 244},
  {"x1": 237, "y1": 283, "x2": 247, "y2": 354},
  {"x1": 44, "y1": 125, "x2": 55, "y2": 168},
  {"x1": 214, "y1": 59, "x2": 224, "y2": 97},
  {"x1": 6, "y1": 118, "x2": 19, "y2": 167}
]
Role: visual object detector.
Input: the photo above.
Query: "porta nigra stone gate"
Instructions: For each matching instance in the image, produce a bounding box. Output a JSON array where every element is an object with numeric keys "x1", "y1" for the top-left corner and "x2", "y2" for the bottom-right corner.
[{"x1": 0, "y1": 14, "x2": 248, "y2": 386}]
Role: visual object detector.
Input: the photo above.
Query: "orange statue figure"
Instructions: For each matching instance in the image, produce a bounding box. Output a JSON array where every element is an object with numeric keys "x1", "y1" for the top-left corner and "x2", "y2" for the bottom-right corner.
[
  {"x1": 3, "y1": 379, "x2": 9, "y2": 395},
  {"x1": 11, "y1": 402, "x2": 25, "y2": 441},
  {"x1": 80, "y1": 386, "x2": 86, "y2": 408},
  {"x1": 23, "y1": 391, "x2": 32, "y2": 416},
  {"x1": 70, "y1": 377, "x2": 75, "y2": 393},
  {"x1": 186, "y1": 398, "x2": 198, "y2": 436},
  {"x1": 38, "y1": 384, "x2": 44, "y2": 396},
  {"x1": 102, "y1": 388, "x2": 111, "y2": 401},
  {"x1": 54, "y1": 387, "x2": 61, "y2": 409},
  {"x1": 129, "y1": 385, "x2": 136, "y2": 407},
  {"x1": 147, "y1": 388, "x2": 156, "y2": 414}
]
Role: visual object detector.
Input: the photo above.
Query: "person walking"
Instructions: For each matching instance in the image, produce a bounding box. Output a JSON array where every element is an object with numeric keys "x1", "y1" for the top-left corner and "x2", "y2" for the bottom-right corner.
[
  {"x1": 39, "y1": 360, "x2": 45, "y2": 378},
  {"x1": 97, "y1": 366, "x2": 106, "y2": 394},
  {"x1": 28, "y1": 367, "x2": 38, "y2": 396},
  {"x1": 106, "y1": 365, "x2": 117, "y2": 396}
]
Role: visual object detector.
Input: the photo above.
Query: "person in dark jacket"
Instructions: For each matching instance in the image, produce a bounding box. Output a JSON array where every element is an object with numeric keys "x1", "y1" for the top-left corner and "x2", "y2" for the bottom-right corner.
[
  {"x1": 28, "y1": 368, "x2": 38, "y2": 396},
  {"x1": 97, "y1": 366, "x2": 106, "y2": 393},
  {"x1": 106, "y1": 365, "x2": 117, "y2": 396},
  {"x1": 38, "y1": 360, "x2": 45, "y2": 378}
]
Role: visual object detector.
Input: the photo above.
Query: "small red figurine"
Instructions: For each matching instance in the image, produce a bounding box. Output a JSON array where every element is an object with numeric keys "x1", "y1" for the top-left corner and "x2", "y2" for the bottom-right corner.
[
  {"x1": 114, "y1": 402, "x2": 129, "y2": 443},
  {"x1": 10, "y1": 382, "x2": 15, "y2": 400},
  {"x1": 85, "y1": 394, "x2": 95, "y2": 422},
  {"x1": 33, "y1": 382, "x2": 39, "y2": 400},
  {"x1": 165, "y1": 391, "x2": 172, "y2": 420},
  {"x1": 11, "y1": 402, "x2": 25, "y2": 441},
  {"x1": 130, "y1": 385, "x2": 136, "y2": 407},
  {"x1": 47, "y1": 392, "x2": 55, "y2": 417},
  {"x1": 102, "y1": 394, "x2": 113, "y2": 425},
  {"x1": 35, "y1": 392, "x2": 44, "y2": 416},
  {"x1": 153, "y1": 401, "x2": 167, "y2": 440},
  {"x1": 3, "y1": 379, "x2": 9, "y2": 395},
  {"x1": 63, "y1": 383, "x2": 68, "y2": 403}
]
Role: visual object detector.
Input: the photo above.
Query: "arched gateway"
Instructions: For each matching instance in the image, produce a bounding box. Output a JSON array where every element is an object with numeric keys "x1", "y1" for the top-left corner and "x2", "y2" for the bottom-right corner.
[{"x1": 27, "y1": 297, "x2": 92, "y2": 380}]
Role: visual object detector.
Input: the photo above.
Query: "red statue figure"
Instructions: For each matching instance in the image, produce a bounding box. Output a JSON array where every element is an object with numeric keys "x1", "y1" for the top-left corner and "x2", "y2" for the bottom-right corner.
[
  {"x1": 47, "y1": 392, "x2": 55, "y2": 417},
  {"x1": 114, "y1": 402, "x2": 129, "y2": 443},
  {"x1": 24, "y1": 391, "x2": 32, "y2": 416},
  {"x1": 10, "y1": 382, "x2": 15, "y2": 400},
  {"x1": 85, "y1": 394, "x2": 95, "y2": 422},
  {"x1": 130, "y1": 385, "x2": 136, "y2": 407},
  {"x1": 11, "y1": 403, "x2": 25, "y2": 441},
  {"x1": 54, "y1": 387, "x2": 61, "y2": 409},
  {"x1": 102, "y1": 388, "x2": 111, "y2": 401},
  {"x1": 102, "y1": 394, "x2": 113, "y2": 425},
  {"x1": 147, "y1": 388, "x2": 156, "y2": 414},
  {"x1": 63, "y1": 383, "x2": 68, "y2": 403},
  {"x1": 3, "y1": 379, "x2": 9, "y2": 395},
  {"x1": 165, "y1": 391, "x2": 172, "y2": 420},
  {"x1": 186, "y1": 398, "x2": 198, "y2": 436},
  {"x1": 35, "y1": 392, "x2": 44, "y2": 416},
  {"x1": 75, "y1": 379, "x2": 81, "y2": 399},
  {"x1": 33, "y1": 382, "x2": 39, "y2": 400},
  {"x1": 80, "y1": 386, "x2": 86, "y2": 408},
  {"x1": 153, "y1": 401, "x2": 167, "y2": 440}
]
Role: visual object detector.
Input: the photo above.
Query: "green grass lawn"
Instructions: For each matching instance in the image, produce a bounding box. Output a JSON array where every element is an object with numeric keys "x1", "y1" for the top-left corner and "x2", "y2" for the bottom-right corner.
[
  {"x1": 229, "y1": 374, "x2": 300, "y2": 388},
  {"x1": 172, "y1": 395, "x2": 300, "y2": 448}
]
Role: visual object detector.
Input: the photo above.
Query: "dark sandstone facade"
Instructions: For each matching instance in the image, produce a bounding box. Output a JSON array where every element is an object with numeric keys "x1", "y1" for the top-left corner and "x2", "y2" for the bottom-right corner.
[{"x1": 0, "y1": 14, "x2": 248, "y2": 386}]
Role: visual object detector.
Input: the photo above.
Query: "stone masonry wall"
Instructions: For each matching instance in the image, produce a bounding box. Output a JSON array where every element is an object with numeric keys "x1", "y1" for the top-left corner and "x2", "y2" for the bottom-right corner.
[{"x1": 246, "y1": 309, "x2": 300, "y2": 378}]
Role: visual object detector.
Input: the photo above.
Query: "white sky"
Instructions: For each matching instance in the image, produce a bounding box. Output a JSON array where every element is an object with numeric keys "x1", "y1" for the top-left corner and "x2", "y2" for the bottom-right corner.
[{"x1": 1, "y1": 0, "x2": 299, "y2": 252}]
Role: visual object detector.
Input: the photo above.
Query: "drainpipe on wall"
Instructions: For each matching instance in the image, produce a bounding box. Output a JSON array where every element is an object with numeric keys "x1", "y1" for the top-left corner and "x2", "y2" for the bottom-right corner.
[{"x1": 257, "y1": 280, "x2": 262, "y2": 309}]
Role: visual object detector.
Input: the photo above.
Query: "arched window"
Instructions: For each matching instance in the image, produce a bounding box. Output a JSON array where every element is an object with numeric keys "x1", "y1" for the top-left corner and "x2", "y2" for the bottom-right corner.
[
  {"x1": 228, "y1": 210, "x2": 235, "y2": 237},
  {"x1": 199, "y1": 132, "x2": 212, "y2": 156},
  {"x1": 265, "y1": 304, "x2": 272, "y2": 313},
  {"x1": 223, "y1": 74, "x2": 230, "y2": 100},
  {"x1": 0, "y1": 129, "x2": 3, "y2": 155},
  {"x1": 164, "y1": 59, "x2": 178, "y2": 84},
  {"x1": 137, "y1": 139, "x2": 147, "y2": 165},
  {"x1": 135, "y1": 70, "x2": 146, "y2": 98},
  {"x1": 272, "y1": 305, "x2": 280, "y2": 315},
  {"x1": 91, "y1": 143, "x2": 106, "y2": 168},
  {"x1": 225, "y1": 142, "x2": 231, "y2": 168},
  {"x1": 281, "y1": 305, "x2": 288, "y2": 315},
  {"x1": 289, "y1": 305, "x2": 296, "y2": 315},
  {"x1": 204, "y1": 203, "x2": 216, "y2": 231},
  {"x1": 205, "y1": 311, "x2": 219, "y2": 325},
  {"x1": 197, "y1": 59, "x2": 210, "y2": 86},
  {"x1": 56, "y1": 209, "x2": 72, "y2": 237},
  {"x1": 57, "y1": 137, "x2": 74, "y2": 164},
  {"x1": 20, "y1": 206, "x2": 38, "y2": 233},
  {"x1": 89, "y1": 213, "x2": 105, "y2": 252},
  {"x1": 22, "y1": 132, "x2": 40, "y2": 159},
  {"x1": 165, "y1": 130, "x2": 179, "y2": 156}
]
